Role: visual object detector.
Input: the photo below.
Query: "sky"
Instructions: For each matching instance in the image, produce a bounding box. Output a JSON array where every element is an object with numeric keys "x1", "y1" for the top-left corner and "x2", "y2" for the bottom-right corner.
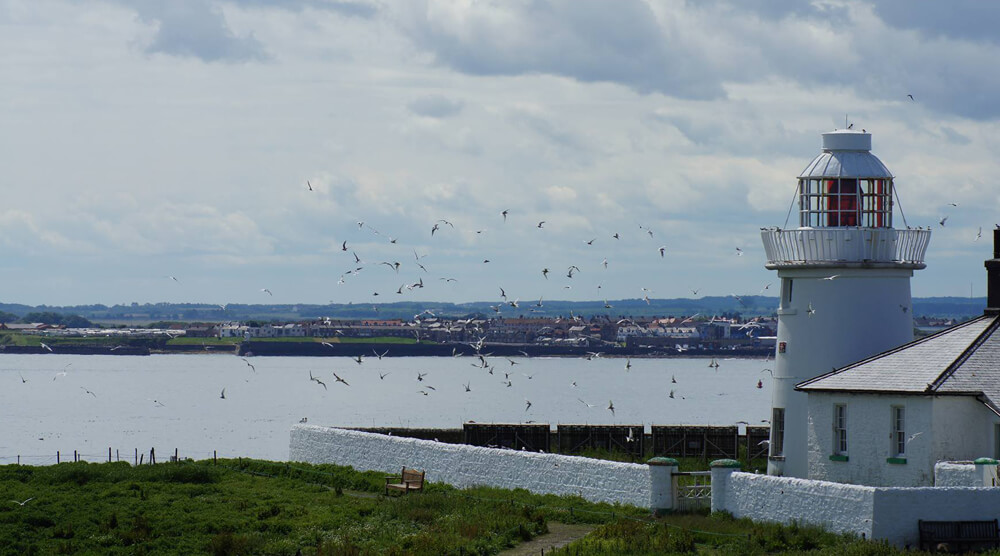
[{"x1": 2, "y1": 0, "x2": 999, "y2": 308}]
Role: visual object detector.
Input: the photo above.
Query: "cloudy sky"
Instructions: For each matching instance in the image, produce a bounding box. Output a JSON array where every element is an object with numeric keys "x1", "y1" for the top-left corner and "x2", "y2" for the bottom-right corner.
[{"x1": 2, "y1": 0, "x2": 999, "y2": 307}]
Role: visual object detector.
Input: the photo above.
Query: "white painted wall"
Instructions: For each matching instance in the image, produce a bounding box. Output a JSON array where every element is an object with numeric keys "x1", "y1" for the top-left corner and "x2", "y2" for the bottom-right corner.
[
  {"x1": 806, "y1": 393, "x2": 997, "y2": 486},
  {"x1": 934, "y1": 462, "x2": 981, "y2": 487},
  {"x1": 289, "y1": 425, "x2": 651, "y2": 507},
  {"x1": 769, "y1": 268, "x2": 915, "y2": 479},
  {"x1": 719, "y1": 472, "x2": 876, "y2": 539},
  {"x1": 715, "y1": 471, "x2": 1000, "y2": 548},
  {"x1": 931, "y1": 396, "x2": 997, "y2": 462}
]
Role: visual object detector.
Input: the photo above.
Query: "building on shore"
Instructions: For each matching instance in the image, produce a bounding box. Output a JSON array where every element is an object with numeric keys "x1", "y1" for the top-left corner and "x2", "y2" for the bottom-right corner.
[{"x1": 761, "y1": 129, "x2": 931, "y2": 478}]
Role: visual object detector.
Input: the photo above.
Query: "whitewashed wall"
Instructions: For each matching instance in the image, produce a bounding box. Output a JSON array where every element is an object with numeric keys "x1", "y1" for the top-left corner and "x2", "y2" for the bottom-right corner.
[
  {"x1": 719, "y1": 471, "x2": 877, "y2": 539},
  {"x1": 715, "y1": 470, "x2": 1000, "y2": 548},
  {"x1": 806, "y1": 393, "x2": 997, "y2": 487},
  {"x1": 289, "y1": 425, "x2": 651, "y2": 507}
]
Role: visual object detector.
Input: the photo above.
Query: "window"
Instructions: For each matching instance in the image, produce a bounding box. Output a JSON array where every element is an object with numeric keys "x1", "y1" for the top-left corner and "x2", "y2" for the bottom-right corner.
[
  {"x1": 771, "y1": 408, "x2": 785, "y2": 457},
  {"x1": 782, "y1": 278, "x2": 793, "y2": 306},
  {"x1": 833, "y1": 404, "x2": 848, "y2": 455},
  {"x1": 892, "y1": 406, "x2": 905, "y2": 457},
  {"x1": 798, "y1": 177, "x2": 893, "y2": 228}
]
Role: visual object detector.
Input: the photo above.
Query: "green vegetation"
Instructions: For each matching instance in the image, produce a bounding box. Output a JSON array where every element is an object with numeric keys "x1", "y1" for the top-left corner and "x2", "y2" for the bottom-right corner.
[
  {"x1": 0, "y1": 459, "x2": 930, "y2": 555},
  {"x1": 553, "y1": 512, "x2": 910, "y2": 555}
]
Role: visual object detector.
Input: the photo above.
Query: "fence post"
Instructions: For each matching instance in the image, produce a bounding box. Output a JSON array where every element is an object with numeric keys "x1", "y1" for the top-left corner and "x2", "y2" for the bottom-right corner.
[
  {"x1": 150, "y1": 447, "x2": 155, "y2": 465},
  {"x1": 135, "y1": 448, "x2": 138, "y2": 466},
  {"x1": 214, "y1": 450, "x2": 217, "y2": 465},
  {"x1": 108, "y1": 447, "x2": 112, "y2": 463},
  {"x1": 174, "y1": 448, "x2": 178, "y2": 462},
  {"x1": 57, "y1": 450, "x2": 60, "y2": 464},
  {"x1": 710, "y1": 459, "x2": 741, "y2": 514},
  {"x1": 648, "y1": 457, "x2": 679, "y2": 516},
  {"x1": 74, "y1": 450, "x2": 78, "y2": 462}
]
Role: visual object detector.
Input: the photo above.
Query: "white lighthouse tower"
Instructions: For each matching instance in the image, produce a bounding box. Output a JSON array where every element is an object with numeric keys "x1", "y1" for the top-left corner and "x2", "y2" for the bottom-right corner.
[{"x1": 761, "y1": 129, "x2": 931, "y2": 478}]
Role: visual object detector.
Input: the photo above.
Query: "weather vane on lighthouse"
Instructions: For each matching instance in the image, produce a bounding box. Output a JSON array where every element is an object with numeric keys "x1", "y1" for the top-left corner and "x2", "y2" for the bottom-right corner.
[{"x1": 760, "y1": 128, "x2": 931, "y2": 478}]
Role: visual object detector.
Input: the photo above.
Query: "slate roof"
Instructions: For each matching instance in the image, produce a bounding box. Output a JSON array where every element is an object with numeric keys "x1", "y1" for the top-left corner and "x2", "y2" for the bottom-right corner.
[{"x1": 797, "y1": 314, "x2": 1000, "y2": 413}]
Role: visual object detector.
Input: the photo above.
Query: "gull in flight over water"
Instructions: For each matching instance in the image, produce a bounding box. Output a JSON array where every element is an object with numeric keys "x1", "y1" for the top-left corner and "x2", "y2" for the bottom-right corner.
[
  {"x1": 608, "y1": 400, "x2": 615, "y2": 416},
  {"x1": 333, "y1": 372, "x2": 350, "y2": 386},
  {"x1": 309, "y1": 371, "x2": 327, "y2": 390},
  {"x1": 261, "y1": 288, "x2": 273, "y2": 296}
]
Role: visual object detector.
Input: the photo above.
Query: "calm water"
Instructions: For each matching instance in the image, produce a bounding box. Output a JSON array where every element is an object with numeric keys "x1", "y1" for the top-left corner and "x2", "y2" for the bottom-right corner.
[{"x1": 0, "y1": 354, "x2": 771, "y2": 464}]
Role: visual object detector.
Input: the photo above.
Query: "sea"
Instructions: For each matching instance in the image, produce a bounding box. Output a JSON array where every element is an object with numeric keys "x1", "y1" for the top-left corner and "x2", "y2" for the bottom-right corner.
[{"x1": 0, "y1": 353, "x2": 772, "y2": 465}]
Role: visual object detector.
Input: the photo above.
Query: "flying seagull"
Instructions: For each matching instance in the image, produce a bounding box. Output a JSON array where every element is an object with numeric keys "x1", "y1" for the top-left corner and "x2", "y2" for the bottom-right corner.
[
  {"x1": 607, "y1": 400, "x2": 615, "y2": 416},
  {"x1": 333, "y1": 372, "x2": 350, "y2": 386},
  {"x1": 309, "y1": 371, "x2": 327, "y2": 390},
  {"x1": 220, "y1": 388, "x2": 226, "y2": 400},
  {"x1": 11, "y1": 498, "x2": 33, "y2": 507},
  {"x1": 306, "y1": 180, "x2": 313, "y2": 191},
  {"x1": 261, "y1": 288, "x2": 273, "y2": 296}
]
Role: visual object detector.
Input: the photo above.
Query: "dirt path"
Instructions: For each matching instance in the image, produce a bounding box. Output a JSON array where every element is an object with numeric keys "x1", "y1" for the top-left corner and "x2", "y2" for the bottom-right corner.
[{"x1": 500, "y1": 522, "x2": 595, "y2": 556}]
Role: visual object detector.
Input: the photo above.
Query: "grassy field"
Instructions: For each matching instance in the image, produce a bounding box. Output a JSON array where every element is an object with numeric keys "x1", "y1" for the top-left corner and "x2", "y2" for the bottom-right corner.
[{"x1": 0, "y1": 458, "x2": 937, "y2": 555}]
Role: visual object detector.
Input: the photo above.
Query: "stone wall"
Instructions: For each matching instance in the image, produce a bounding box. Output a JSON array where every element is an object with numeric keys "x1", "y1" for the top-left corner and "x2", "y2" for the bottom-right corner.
[{"x1": 289, "y1": 425, "x2": 651, "y2": 507}]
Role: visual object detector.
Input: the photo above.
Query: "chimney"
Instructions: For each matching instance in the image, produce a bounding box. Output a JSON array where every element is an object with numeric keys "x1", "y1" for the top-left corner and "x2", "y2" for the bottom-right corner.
[{"x1": 986, "y1": 229, "x2": 1000, "y2": 315}]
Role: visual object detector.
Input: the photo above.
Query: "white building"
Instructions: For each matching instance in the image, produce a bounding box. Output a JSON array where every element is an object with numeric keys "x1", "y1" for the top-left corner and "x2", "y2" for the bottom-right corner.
[
  {"x1": 796, "y1": 235, "x2": 1000, "y2": 487},
  {"x1": 760, "y1": 129, "x2": 931, "y2": 478}
]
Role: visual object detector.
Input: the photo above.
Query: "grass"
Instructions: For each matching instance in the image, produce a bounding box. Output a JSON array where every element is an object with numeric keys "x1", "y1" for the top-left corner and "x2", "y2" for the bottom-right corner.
[
  {"x1": 551, "y1": 511, "x2": 913, "y2": 555},
  {"x1": 0, "y1": 458, "x2": 937, "y2": 555}
]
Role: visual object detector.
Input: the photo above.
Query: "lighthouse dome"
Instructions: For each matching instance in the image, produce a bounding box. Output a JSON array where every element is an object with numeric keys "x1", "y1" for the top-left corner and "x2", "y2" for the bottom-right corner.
[{"x1": 799, "y1": 130, "x2": 892, "y2": 179}]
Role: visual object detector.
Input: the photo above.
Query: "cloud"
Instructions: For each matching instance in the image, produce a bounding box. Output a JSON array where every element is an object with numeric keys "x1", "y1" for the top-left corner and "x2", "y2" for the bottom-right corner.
[
  {"x1": 396, "y1": 0, "x2": 724, "y2": 100},
  {"x1": 129, "y1": 1, "x2": 268, "y2": 63},
  {"x1": 408, "y1": 95, "x2": 464, "y2": 118}
]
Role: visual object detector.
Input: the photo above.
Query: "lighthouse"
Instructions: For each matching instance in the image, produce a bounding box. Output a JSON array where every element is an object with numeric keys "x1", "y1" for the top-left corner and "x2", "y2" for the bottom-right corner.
[{"x1": 760, "y1": 129, "x2": 931, "y2": 478}]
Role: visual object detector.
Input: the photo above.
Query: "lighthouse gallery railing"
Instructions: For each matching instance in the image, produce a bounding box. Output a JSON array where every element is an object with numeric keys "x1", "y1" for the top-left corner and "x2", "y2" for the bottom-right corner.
[{"x1": 761, "y1": 228, "x2": 930, "y2": 267}]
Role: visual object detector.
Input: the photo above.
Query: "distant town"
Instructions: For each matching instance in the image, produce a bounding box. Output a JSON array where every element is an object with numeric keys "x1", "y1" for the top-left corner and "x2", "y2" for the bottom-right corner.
[{"x1": 0, "y1": 297, "x2": 976, "y2": 356}]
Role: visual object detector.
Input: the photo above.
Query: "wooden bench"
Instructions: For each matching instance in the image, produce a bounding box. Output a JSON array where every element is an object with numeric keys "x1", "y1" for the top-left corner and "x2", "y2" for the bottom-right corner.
[
  {"x1": 385, "y1": 467, "x2": 425, "y2": 495},
  {"x1": 918, "y1": 519, "x2": 1000, "y2": 552}
]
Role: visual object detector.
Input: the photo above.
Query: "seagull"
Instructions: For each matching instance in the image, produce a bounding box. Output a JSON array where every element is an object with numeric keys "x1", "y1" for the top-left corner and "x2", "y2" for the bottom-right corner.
[
  {"x1": 821, "y1": 275, "x2": 840, "y2": 281},
  {"x1": 906, "y1": 431, "x2": 923, "y2": 444},
  {"x1": 602, "y1": 258, "x2": 608, "y2": 269},
  {"x1": 309, "y1": 371, "x2": 327, "y2": 390},
  {"x1": 900, "y1": 304, "x2": 909, "y2": 313},
  {"x1": 671, "y1": 375, "x2": 677, "y2": 384},
  {"x1": 735, "y1": 247, "x2": 743, "y2": 256},
  {"x1": 18, "y1": 372, "x2": 26, "y2": 383},
  {"x1": 167, "y1": 275, "x2": 179, "y2": 282},
  {"x1": 261, "y1": 288, "x2": 273, "y2": 296},
  {"x1": 612, "y1": 233, "x2": 620, "y2": 240},
  {"x1": 976, "y1": 227, "x2": 983, "y2": 241},
  {"x1": 341, "y1": 241, "x2": 348, "y2": 251},
  {"x1": 542, "y1": 268, "x2": 549, "y2": 279},
  {"x1": 537, "y1": 221, "x2": 545, "y2": 228},
  {"x1": 81, "y1": 387, "x2": 97, "y2": 397},
  {"x1": 373, "y1": 349, "x2": 388, "y2": 360},
  {"x1": 607, "y1": 400, "x2": 615, "y2": 416},
  {"x1": 578, "y1": 398, "x2": 595, "y2": 408},
  {"x1": 499, "y1": 287, "x2": 507, "y2": 300},
  {"x1": 625, "y1": 357, "x2": 632, "y2": 371},
  {"x1": 417, "y1": 372, "x2": 427, "y2": 382},
  {"x1": 535, "y1": 297, "x2": 543, "y2": 308},
  {"x1": 333, "y1": 372, "x2": 350, "y2": 386},
  {"x1": 939, "y1": 216, "x2": 948, "y2": 227},
  {"x1": 585, "y1": 238, "x2": 596, "y2": 246},
  {"x1": 39, "y1": 342, "x2": 53, "y2": 352},
  {"x1": 658, "y1": 246, "x2": 666, "y2": 257},
  {"x1": 11, "y1": 498, "x2": 33, "y2": 507},
  {"x1": 353, "y1": 355, "x2": 363, "y2": 365},
  {"x1": 306, "y1": 180, "x2": 313, "y2": 191},
  {"x1": 431, "y1": 223, "x2": 440, "y2": 236},
  {"x1": 220, "y1": 388, "x2": 226, "y2": 399},
  {"x1": 501, "y1": 209, "x2": 508, "y2": 222},
  {"x1": 524, "y1": 399, "x2": 532, "y2": 412},
  {"x1": 691, "y1": 288, "x2": 700, "y2": 296},
  {"x1": 758, "y1": 439, "x2": 770, "y2": 447},
  {"x1": 807, "y1": 303, "x2": 816, "y2": 317},
  {"x1": 907, "y1": 94, "x2": 915, "y2": 101},
  {"x1": 669, "y1": 390, "x2": 675, "y2": 399}
]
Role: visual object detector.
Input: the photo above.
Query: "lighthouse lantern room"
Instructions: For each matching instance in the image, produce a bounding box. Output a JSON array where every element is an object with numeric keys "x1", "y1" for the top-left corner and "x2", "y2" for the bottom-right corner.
[{"x1": 760, "y1": 129, "x2": 931, "y2": 479}]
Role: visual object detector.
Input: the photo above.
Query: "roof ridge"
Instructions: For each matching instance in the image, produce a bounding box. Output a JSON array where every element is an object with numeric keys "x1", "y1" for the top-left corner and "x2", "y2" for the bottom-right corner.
[
  {"x1": 927, "y1": 314, "x2": 1000, "y2": 392},
  {"x1": 796, "y1": 315, "x2": 992, "y2": 389}
]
